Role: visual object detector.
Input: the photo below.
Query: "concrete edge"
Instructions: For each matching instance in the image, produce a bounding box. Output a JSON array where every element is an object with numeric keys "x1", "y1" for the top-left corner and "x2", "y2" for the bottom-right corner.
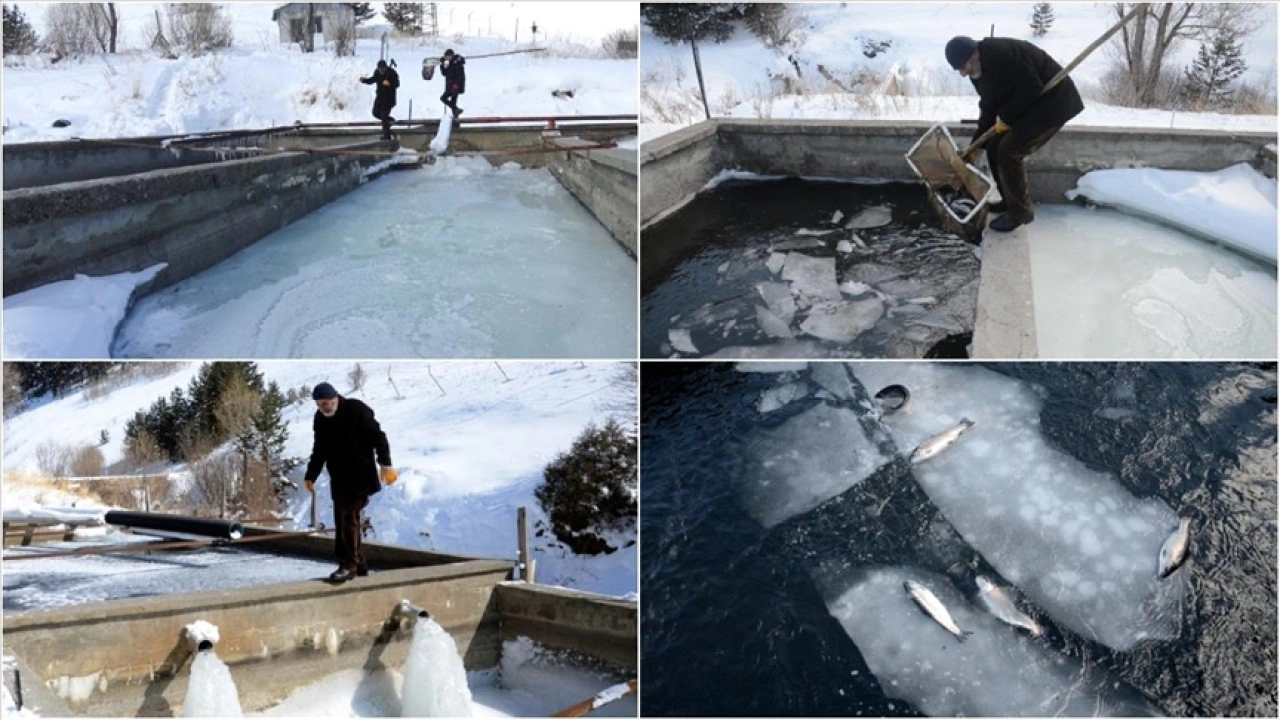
[
  {"x1": 496, "y1": 580, "x2": 638, "y2": 609},
  {"x1": 640, "y1": 120, "x2": 718, "y2": 164},
  {"x1": 972, "y1": 233, "x2": 1038, "y2": 359}
]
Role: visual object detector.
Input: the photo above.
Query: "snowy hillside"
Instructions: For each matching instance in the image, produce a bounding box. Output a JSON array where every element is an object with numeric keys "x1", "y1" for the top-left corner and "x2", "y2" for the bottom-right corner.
[
  {"x1": 3, "y1": 2, "x2": 638, "y2": 142},
  {"x1": 641, "y1": 2, "x2": 1277, "y2": 140},
  {"x1": 2, "y1": 361, "x2": 638, "y2": 598}
]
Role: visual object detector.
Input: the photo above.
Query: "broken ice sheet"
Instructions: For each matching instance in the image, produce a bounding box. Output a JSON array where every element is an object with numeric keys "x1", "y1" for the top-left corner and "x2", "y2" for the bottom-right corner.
[
  {"x1": 757, "y1": 381, "x2": 809, "y2": 413},
  {"x1": 668, "y1": 328, "x2": 698, "y2": 354},
  {"x1": 782, "y1": 253, "x2": 841, "y2": 301},
  {"x1": 799, "y1": 299, "x2": 885, "y2": 343},
  {"x1": 796, "y1": 228, "x2": 837, "y2": 237},
  {"x1": 772, "y1": 238, "x2": 827, "y2": 251},
  {"x1": 756, "y1": 282, "x2": 797, "y2": 324},
  {"x1": 766, "y1": 252, "x2": 787, "y2": 275},
  {"x1": 756, "y1": 305, "x2": 795, "y2": 339}
]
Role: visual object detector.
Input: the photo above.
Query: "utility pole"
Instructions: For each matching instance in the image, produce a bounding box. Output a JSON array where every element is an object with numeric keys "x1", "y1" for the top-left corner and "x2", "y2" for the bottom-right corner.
[{"x1": 424, "y1": 2, "x2": 439, "y2": 38}]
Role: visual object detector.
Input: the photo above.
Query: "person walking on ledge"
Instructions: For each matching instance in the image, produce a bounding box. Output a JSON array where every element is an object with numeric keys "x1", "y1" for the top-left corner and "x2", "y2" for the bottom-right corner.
[
  {"x1": 303, "y1": 382, "x2": 397, "y2": 583},
  {"x1": 360, "y1": 59, "x2": 401, "y2": 140},
  {"x1": 946, "y1": 35, "x2": 1084, "y2": 232},
  {"x1": 438, "y1": 48, "x2": 467, "y2": 118}
]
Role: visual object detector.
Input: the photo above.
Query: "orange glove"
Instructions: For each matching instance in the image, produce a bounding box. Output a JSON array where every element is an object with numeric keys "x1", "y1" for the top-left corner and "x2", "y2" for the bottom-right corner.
[
  {"x1": 381, "y1": 79, "x2": 391, "y2": 87},
  {"x1": 994, "y1": 117, "x2": 1011, "y2": 134},
  {"x1": 381, "y1": 467, "x2": 398, "y2": 485},
  {"x1": 962, "y1": 147, "x2": 981, "y2": 164},
  {"x1": 305, "y1": 478, "x2": 315, "y2": 493}
]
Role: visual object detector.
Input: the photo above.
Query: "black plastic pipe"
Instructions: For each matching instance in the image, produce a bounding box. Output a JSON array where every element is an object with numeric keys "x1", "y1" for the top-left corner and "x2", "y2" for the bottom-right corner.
[{"x1": 103, "y1": 511, "x2": 244, "y2": 540}]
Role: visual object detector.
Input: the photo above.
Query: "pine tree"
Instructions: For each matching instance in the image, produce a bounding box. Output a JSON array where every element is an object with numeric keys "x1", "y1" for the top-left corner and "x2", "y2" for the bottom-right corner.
[
  {"x1": 641, "y1": 4, "x2": 740, "y2": 121},
  {"x1": 3, "y1": 4, "x2": 39, "y2": 54},
  {"x1": 534, "y1": 419, "x2": 637, "y2": 555},
  {"x1": 348, "y1": 2, "x2": 376, "y2": 25},
  {"x1": 1029, "y1": 2, "x2": 1054, "y2": 37},
  {"x1": 382, "y1": 3, "x2": 423, "y2": 34},
  {"x1": 251, "y1": 381, "x2": 300, "y2": 484},
  {"x1": 1184, "y1": 28, "x2": 1246, "y2": 109}
]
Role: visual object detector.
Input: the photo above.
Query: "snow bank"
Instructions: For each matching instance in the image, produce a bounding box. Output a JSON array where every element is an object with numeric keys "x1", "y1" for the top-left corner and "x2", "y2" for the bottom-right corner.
[
  {"x1": 1066, "y1": 163, "x2": 1278, "y2": 265},
  {"x1": 3, "y1": 264, "x2": 165, "y2": 359}
]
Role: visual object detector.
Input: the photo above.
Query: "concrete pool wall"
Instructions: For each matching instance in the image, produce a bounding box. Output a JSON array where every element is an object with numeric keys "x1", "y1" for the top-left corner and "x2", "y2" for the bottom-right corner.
[
  {"x1": 3, "y1": 120, "x2": 637, "y2": 299},
  {"x1": 2, "y1": 527, "x2": 638, "y2": 716}
]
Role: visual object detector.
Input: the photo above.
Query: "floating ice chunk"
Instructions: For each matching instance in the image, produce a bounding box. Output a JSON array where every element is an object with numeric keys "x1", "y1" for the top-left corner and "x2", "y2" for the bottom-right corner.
[
  {"x1": 758, "y1": 381, "x2": 809, "y2": 413},
  {"x1": 838, "y1": 280, "x2": 873, "y2": 297},
  {"x1": 735, "y1": 362, "x2": 809, "y2": 373},
  {"x1": 756, "y1": 305, "x2": 794, "y2": 339},
  {"x1": 782, "y1": 254, "x2": 842, "y2": 301},
  {"x1": 847, "y1": 363, "x2": 1187, "y2": 651},
  {"x1": 742, "y1": 402, "x2": 891, "y2": 527},
  {"x1": 849, "y1": 232, "x2": 868, "y2": 249},
  {"x1": 845, "y1": 205, "x2": 893, "y2": 229},
  {"x1": 796, "y1": 228, "x2": 837, "y2": 237},
  {"x1": 809, "y1": 361, "x2": 854, "y2": 400},
  {"x1": 905, "y1": 296, "x2": 938, "y2": 306},
  {"x1": 1096, "y1": 407, "x2": 1137, "y2": 420},
  {"x1": 705, "y1": 339, "x2": 835, "y2": 359},
  {"x1": 825, "y1": 567, "x2": 1162, "y2": 717},
  {"x1": 766, "y1": 252, "x2": 787, "y2": 275},
  {"x1": 772, "y1": 237, "x2": 827, "y2": 251},
  {"x1": 888, "y1": 304, "x2": 927, "y2": 317},
  {"x1": 831, "y1": 210, "x2": 845, "y2": 225},
  {"x1": 836, "y1": 240, "x2": 855, "y2": 253},
  {"x1": 717, "y1": 261, "x2": 730, "y2": 274},
  {"x1": 912, "y1": 311, "x2": 965, "y2": 333},
  {"x1": 756, "y1": 282, "x2": 798, "y2": 324},
  {"x1": 800, "y1": 300, "x2": 884, "y2": 343},
  {"x1": 668, "y1": 328, "x2": 698, "y2": 354}
]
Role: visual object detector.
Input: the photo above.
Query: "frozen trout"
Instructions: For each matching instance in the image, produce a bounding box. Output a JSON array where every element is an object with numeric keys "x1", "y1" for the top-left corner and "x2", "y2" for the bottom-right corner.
[
  {"x1": 904, "y1": 580, "x2": 972, "y2": 641},
  {"x1": 975, "y1": 575, "x2": 1044, "y2": 636},
  {"x1": 1157, "y1": 517, "x2": 1193, "y2": 579},
  {"x1": 909, "y1": 418, "x2": 976, "y2": 464}
]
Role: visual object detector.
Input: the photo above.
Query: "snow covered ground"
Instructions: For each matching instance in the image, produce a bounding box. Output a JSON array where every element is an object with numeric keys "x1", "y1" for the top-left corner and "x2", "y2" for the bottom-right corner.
[
  {"x1": 3, "y1": 2, "x2": 637, "y2": 142},
  {"x1": 641, "y1": 2, "x2": 1277, "y2": 137},
  {"x1": 2, "y1": 361, "x2": 638, "y2": 599}
]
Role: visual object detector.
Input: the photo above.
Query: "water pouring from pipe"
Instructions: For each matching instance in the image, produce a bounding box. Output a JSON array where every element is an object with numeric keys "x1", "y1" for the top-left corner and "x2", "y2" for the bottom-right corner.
[
  {"x1": 181, "y1": 621, "x2": 243, "y2": 717},
  {"x1": 397, "y1": 604, "x2": 472, "y2": 717}
]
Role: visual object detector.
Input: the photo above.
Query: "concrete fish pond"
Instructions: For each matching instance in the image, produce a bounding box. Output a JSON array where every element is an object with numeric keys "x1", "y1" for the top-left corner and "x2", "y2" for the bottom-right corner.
[{"x1": 641, "y1": 177, "x2": 980, "y2": 359}]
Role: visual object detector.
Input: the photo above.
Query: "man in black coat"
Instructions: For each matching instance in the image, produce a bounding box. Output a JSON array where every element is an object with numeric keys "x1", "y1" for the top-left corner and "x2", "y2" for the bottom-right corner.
[
  {"x1": 439, "y1": 49, "x2": 466, "y2": 118},
  {"x1": 946, "y1": 36, "x2": 1084, "y2": 232},
  {"x1": 303, "y1": 382, "x2": 397, "y2": 583},
  {"x1": 360, "y1": 59, "x2": 400, "y2": 139}
]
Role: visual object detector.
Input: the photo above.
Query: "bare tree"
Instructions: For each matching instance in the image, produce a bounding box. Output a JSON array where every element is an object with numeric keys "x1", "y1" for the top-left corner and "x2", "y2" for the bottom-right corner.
[
  {"x1": 1108, "y1": 2, "x2": 1259, "y2": 108},
  {"x1": 87, "y1": 2, "x2": 118, "y2": 53},
  {"x1": 149, "y1": 8, "x2": 177, "y2": 58},
  {"x1": 35, "y1": 440, "x2": 72, "y2": 477},
  {"x1": 43, "y1": 4, "x2": 100, "y2": 57},
  {"x1": 69, "y1": 445, "x2": 106, "y2": 477},
  {"x1": 332, "y1": 15, "x2": 356, "y2": 57},
  {"x1": 3, "y1": 363, "x2": 24, "y2": 418},
  {"x1": 303, "y1": 2, "x2": 316, "y2": 53},
  {"x1": 348, "y1": 363, "x2": 367, "y2": 394},
  {"x1": 124, "y1": 428, "x2": 166, "y2": 472},
  {"x1": 215, "y1": 375, "x2": 261, "y2": 482},
  {"x1": 166, "y1": 3, "x2": 233, "y2": 57},
  {"x1": 188, "y1": 452, "x2": 238, "y2": 517}
]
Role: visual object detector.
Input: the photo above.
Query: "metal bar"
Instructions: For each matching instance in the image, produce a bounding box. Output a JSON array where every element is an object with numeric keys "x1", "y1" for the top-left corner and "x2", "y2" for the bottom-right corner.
[
  {"x1": 2, "y1": 528, "x2": 332, "y2": 562},
  {"x1": 551, "y1": 679, "x2": 638, "y2": 717},
  {"x1": 517, "y1": 506, "x2": 530, "y2": 582}
]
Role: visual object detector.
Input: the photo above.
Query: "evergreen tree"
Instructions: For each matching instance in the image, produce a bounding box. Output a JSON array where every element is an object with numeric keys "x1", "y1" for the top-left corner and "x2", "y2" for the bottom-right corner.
[
  {"x1": 15, "y1": 362, "x2": 113, "y2": 398},
  {"x1": 348, "y1": 2, "x2": 376, "y2": 25},
  {"x1": 1184, "y1": 27, "x2": 1246, "y2": 109},
  {"x1": 642, "y1": 3, "x2": 738, "y2": 45},
  {"x1": 535, "y1": 419, "x2": 637, "y2": 555},
  {"x1": 251, "y1": 381, "x2": 300, "y2": 484},
  {"x1": 187, "y1": 362, "x2": 265, "y2": 441},
  {"x1": 1029, "y1": 3, "x2": 1054, "y2": 37},
  {"x1": 3, "y1": 4, "x2": 39, "y2": 54},
  {"x1": 382, "y1": 3, "x2": 423, "y2": 33}
]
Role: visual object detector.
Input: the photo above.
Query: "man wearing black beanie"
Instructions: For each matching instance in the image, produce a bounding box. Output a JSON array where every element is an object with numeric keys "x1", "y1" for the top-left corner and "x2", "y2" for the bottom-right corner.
[
  {"x1": 303, "y1": 382, "x2": 397, "y2": 583},
  {"x1": 945, "y1": 35, "x2": 1084, "y2": 232}
]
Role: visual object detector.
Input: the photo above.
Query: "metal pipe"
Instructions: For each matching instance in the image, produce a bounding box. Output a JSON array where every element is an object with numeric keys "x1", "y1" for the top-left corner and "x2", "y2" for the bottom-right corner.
[
  {"x1": 104, "y1": 511, "x2": 244, "y2": 540},
  {"x1": 2, "y1": 527, "x2": 333, "y2": 562},
  {"x1": 392, "y1": 599, "x2": 432, "y2": 630}
]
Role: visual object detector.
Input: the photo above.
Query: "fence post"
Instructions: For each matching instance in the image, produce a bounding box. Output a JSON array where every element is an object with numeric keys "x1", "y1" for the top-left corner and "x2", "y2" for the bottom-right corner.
[{"x1": 517, "y1": 506, "x2": 531, "y2": 583}]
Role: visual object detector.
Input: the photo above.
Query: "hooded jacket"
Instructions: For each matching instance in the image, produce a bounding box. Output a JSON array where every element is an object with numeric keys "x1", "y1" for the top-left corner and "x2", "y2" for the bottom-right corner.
[{"x1": 304, "y1": 397, "x2": 391, "y2": 503}]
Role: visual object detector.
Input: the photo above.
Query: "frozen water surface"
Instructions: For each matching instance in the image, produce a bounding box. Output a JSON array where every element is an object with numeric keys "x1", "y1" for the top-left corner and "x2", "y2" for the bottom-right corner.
[
  {"x1": 847, "y1": 363, "x2": 1186, "y2": 651},
  {"x1": 113, "y1": 158, "x2": 636, "y2": 358},
  {"x1": 826, "y1": 567, "x2": 1161, "y2": 717},
  {"x1": 3, "y1": 539, "x2": 334, "y2": 611},
  {"x1": 1027, "y1": 205, "x2": 1275, "y2": 358}
]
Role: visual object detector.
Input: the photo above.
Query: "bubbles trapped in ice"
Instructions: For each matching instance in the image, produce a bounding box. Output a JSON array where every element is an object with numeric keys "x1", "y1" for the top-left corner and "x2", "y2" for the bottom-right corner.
[{"x1": 642, "y1": 179, "x2": 980, "y2": 359}]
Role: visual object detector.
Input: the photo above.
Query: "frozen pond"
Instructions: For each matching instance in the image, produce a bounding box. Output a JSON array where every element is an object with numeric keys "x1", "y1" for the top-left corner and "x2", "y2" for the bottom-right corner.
[
  {"x1": 112, "y1": 158, "x2": 637, "y2": 358},
  {"x1": 258, "y1": 638, "x2": 635, "y2": 717},
  {"x1": 1028, "y1": 205, "x2": 1276, "y2": 358},
  {"x1": 641, "y1": 179, "x2": 981, "y2": 359},
  {"x1": 3, "y1": 537, "x2": 333, "y2": 611}
]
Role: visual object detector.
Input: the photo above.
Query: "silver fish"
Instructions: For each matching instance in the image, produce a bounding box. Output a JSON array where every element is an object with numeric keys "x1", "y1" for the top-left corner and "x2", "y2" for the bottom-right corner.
[
  {"x1": 904, "y1": 580, "x2": 972, "y2": 641},
  {"x1": 909, "y1": 418, "x2": 976, "y2": 464},
  {"x1": 1157, "y1": 517, "x2": 1192, "y2": 578},
  {"x1": 975, "y1": 575, "x2": 1044, "y2": 636}
]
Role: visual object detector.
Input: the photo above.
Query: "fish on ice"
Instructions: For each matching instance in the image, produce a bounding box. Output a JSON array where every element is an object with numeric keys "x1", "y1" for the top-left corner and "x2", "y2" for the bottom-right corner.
[
  {"x1": 975, "y1": 575, "x2": 1044, "y2": 636},
  {"x1": 1157, "y1": 517, "x2": 1192, "y2": 578},
  {"x1": 909, "y1": 418, "x2": 976, "y2": 464},
  {"x1": 904, "y1": 580, "x2": 973, "y2": 641}
]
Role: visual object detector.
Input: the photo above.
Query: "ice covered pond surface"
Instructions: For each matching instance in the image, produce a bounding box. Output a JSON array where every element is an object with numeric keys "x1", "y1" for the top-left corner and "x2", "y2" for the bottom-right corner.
[
  {"x1": 641, "y1": 178, "x2": 981, "y2": 359},
  {"x1": 256, "y1": 638, "x2": 635, "y2": 717},
  {"x1": 1026, "y1": 204, "x2": 1276, "y2": 359},
  {"x1": 112, "y1": 158, "x2": 637, "y2": 358},
  {"x1": 2, "y1": 537, "x2": 334, "y2": 611},
  {"x1": 641, "y1": 362, "x2": 1277, "y2": 717}
]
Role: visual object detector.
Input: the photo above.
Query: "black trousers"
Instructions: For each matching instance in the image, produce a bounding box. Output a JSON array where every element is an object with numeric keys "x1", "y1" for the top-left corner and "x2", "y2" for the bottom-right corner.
[
  {"x1": 333, "y1": 495, "x2": 368, "y2": 571},
  {"x1": 440, "y1": 89, "x2": 461, "y2": 112},
  {"x1": 372, "y1": 98, "x2": 395, "y2": 137},
  {"x1": 986, "y1": 124, "x2": 1064, "y2": 218}
]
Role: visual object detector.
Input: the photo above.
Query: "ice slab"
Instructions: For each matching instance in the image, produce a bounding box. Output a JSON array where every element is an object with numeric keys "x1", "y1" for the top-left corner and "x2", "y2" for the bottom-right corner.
[
  {"x1": 742, "y1": 398, "x2": 892, "y2": 528},
  {"x1": 848, "y1": 363, "x2": 1186, "y2": 651},
  {"x1": 429, "y1": 110, "x2": 454, "y2": 154},
  {"x1": 4, "y1": 264, "x2": 165, "y2": 359},
  {"x1": 781, "y1": 253, "x2": 841, "y2": 301},
  {"x1": 799, "y1": 299, "x2": 884, "y2": 343},
  {"x1": 1067, "y1": 163, "x2": 1277, "y2": 264},
  {"x1": 845, "y1": 205, "x2": 893, "y2": 229},
  {"x1": 111, "y1": 159, "x2": 636, "y2": 358},
  {"x1": 1027, "y1": 205, "x2": 1275, "y2": 359},
  {"x1": 827, "y1": 567, "x2": 1162, "y2": 717}
]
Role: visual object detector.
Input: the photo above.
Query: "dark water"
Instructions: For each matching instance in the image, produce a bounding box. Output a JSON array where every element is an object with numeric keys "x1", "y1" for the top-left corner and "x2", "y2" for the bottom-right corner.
[
  {"x1": 640, "y1": 180, "x2": 980, "y2": 360},
  {"x1": 640, "y1": 362, "x2": 1277, "y2": 717}
]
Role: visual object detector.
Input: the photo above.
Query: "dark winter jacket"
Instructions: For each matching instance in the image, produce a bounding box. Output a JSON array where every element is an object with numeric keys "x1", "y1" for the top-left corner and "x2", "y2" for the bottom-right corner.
[
  {"x1": 441, "y1": 55, "x2": 466, "y2": 94},
  {"x1": 362, "y1": 66, "x2": 400, "y2": 105},
  {"x1": 304, "y1": 397, "x2": 391, "y2": 503},
  {"x1": 970, "y1": 37, "x2": 1084, "y2": 142}
]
